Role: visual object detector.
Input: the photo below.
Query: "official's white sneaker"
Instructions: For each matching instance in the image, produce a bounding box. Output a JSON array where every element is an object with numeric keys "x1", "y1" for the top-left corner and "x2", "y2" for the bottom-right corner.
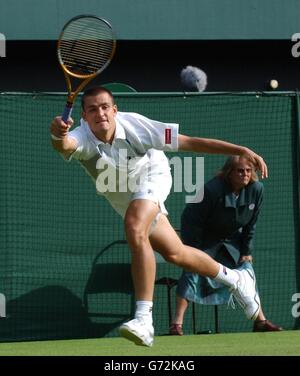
[
  {"x1": 230, "y1": 268, "x2": 261, "y2": 320},
  {"x1": 119, "y1": 318, "x2": 154, "y2": 347}
]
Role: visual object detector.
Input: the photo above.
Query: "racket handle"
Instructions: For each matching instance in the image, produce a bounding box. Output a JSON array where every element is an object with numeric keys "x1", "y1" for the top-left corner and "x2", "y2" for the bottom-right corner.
[{"x1": 62, "y1": 103, "x2": 73, "y2": 123}]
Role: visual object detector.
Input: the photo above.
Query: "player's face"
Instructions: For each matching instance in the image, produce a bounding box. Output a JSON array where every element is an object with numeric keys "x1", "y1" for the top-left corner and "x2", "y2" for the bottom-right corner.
[
  {"x1": 229, "y1": 159, "x2": 254, "y2": 192},
  {"x1": 82, "y1": 92, "x2": 117, "y2": 137}
]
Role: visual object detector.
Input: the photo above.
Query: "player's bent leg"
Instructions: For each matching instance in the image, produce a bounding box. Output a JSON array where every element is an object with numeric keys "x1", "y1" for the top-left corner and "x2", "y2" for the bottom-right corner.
[
  {"x1": 150, "y1": 214, "x2": 261, "y2": 321},
  {"x1": 149, "y1": 214, "x2": 220, "y2": 277}
]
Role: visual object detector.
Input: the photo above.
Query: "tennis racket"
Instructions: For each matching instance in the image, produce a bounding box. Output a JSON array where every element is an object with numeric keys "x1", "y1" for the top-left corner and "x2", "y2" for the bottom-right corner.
[{"x1": 57, "y1": 15, "x2": 116, "y2": 122}]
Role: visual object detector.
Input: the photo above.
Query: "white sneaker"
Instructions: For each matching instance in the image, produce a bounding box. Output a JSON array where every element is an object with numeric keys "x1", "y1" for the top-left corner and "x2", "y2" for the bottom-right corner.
[
  {"x1": 119, "y1": 318, "x2": 154, "y2": 347},
  {"x1": 230, "y1": 268, "x2": 261, "y2": 320}
]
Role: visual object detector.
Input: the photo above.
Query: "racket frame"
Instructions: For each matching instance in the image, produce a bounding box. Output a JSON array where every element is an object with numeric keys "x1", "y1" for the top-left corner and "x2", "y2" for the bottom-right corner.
[{"x1": 57, "y1": 14, "x2": 116, "y2": 120}]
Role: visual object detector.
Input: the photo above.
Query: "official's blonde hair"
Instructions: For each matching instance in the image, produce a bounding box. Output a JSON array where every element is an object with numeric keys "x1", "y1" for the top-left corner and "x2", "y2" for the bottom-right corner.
[{"x1": 217, "y1": 155, "x2": 258, "y2": 183}]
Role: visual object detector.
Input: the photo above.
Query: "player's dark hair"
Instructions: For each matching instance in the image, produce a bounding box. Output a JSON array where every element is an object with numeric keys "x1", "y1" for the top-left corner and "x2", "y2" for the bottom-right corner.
[{"x1": 81, "y1": 86, "x2": 114, "y2": 110}]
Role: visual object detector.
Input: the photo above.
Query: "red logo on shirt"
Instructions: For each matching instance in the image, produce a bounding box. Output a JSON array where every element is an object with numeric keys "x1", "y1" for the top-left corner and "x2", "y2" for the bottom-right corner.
[{"x1": 165, "y1": 128, "x2": 171, "y2": 144}]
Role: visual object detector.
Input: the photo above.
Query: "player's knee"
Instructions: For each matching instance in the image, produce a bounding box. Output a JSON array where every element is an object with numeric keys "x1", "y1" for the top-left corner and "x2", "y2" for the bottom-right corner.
[
  {"x1": 124, "y1": 218, "x2": 148, "y2": 246},
  {"x1": 163, "y1": 250, "x2": 182, "y2": 265}
]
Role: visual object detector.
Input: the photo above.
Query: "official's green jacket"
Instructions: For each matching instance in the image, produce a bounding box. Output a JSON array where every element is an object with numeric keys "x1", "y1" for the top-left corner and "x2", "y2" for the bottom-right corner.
[{"x1": 181, "y1": 176, "x2": 264, "y2": 265}]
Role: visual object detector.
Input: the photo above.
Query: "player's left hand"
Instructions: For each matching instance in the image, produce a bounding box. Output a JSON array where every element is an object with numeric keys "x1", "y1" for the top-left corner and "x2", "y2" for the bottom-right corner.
[{"x1": 242, "y1": 148, "x2": 268, "y2": 179}]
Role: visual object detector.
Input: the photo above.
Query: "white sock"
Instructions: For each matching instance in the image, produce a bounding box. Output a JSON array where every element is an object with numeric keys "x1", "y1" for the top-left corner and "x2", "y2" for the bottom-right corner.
[
  {"x1": 213, "y1": 263, "x2": 239, "y2": 288},
  {"x1": 135, "y1": 301, "x2": 153, "y2": 325}
]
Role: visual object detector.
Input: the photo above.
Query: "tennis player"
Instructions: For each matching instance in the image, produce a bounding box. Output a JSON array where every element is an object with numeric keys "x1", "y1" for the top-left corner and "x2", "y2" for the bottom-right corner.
[{"x1": 50, "y1": 86, "x2": 268, "y2": 347}]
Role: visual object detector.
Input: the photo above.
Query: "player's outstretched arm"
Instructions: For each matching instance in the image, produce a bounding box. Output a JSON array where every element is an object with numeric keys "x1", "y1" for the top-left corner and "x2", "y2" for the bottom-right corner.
[
  {"x1": 50, "y1": 116, "x2": 78, "y2": 158},
  {"x1": 178, "y1": 134, "x2": 268, "y2": 178}
]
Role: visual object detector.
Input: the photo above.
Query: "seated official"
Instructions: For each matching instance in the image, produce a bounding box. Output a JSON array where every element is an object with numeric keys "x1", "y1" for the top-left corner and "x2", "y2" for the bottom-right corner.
[{"x1": 170, "y1": 156, "x2": 282, "y2": 335}]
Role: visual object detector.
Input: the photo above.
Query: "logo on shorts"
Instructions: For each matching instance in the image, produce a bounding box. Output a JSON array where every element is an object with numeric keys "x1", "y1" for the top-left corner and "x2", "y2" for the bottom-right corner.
[
  {"x1": 249, "y1": 203, "x2": 255, "y2": 210},
  {"x1": 165, "y1": 129, "x2": 171, "y2": 144}
]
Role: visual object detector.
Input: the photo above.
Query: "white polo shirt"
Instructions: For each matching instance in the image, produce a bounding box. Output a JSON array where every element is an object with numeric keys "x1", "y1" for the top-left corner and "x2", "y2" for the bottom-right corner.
[{"x1": 66, "y1": 111, "x2": 179, "y2": 217}]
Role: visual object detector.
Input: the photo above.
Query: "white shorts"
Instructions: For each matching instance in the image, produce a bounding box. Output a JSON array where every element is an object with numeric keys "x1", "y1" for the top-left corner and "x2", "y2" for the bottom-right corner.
[{"x1": 101, "y1": 172, "x2": 173, "y2": 221}]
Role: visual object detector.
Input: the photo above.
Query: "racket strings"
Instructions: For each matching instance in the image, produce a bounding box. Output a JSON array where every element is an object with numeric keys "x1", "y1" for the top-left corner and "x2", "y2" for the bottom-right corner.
[
  {"x1": 59, "y1": 17, "x2": 115, "y2": 77},
  {"x1": 61, "y1": 40, "x2": 113, "y2": 74}
]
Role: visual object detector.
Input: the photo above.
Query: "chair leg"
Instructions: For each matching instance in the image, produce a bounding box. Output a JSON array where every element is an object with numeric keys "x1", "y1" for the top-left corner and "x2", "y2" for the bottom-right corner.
[
  {"x1": 191, "y1": 304, "x2": 220, "y2": 334},
  {"x1": 192, "y1": 302, "x2": 196, "y2": 334},
  {"x1": 167, "y1": 286, "x2": 172, "y2": 327},
  {"x1": 155, "y1": 277, "x2": 178, "y2": 329},
  {"x1": 214, "y1": 305, "x2": 220, "y2": 333}
]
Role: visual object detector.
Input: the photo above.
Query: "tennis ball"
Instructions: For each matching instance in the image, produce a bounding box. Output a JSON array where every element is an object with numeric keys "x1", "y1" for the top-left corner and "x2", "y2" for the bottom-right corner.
[{"x1": 270, "y1": 79, "x2": 278, "y2": 89}]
